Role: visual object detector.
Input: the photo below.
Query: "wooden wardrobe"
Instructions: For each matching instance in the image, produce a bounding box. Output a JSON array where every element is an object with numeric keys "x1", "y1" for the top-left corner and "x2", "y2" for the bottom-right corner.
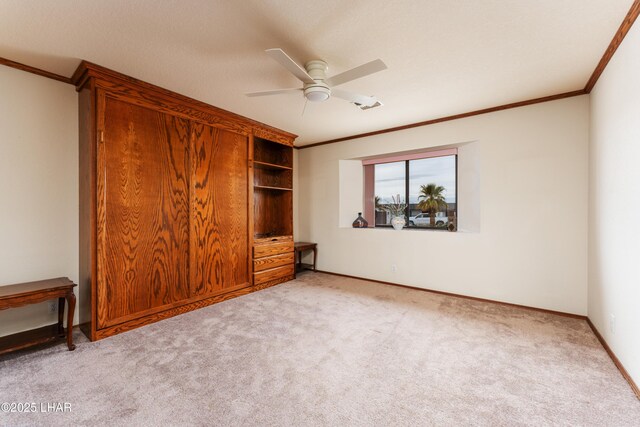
[{"x1": 74, "y1": 62, "x2": 296, "y2": 340}]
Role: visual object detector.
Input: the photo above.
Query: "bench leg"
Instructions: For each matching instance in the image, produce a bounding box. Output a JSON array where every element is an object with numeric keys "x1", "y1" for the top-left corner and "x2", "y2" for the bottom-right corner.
[{"x1": 65, "y1": 292, "x2": 76, "y2": 351}]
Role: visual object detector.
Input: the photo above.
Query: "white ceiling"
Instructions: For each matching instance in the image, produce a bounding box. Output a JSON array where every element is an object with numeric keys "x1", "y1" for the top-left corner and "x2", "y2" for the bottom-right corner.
[{"x1": 0, "y1": 1, "x2": 633, "y2": 145}]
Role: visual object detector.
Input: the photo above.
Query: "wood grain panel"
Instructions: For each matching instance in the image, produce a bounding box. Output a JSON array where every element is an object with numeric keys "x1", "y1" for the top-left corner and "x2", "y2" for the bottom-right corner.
[
  {"x1": 254, "y1": 242, "x2": 294, "y2": 258},
  {"x1": 99, "y1": 96, "x2": 191, "y2": 328},
  {"x1": 253, "y1": 265, "x2": 295, "y2": 285},
  {"x1": 191, "y1": 124, "x2": 249, "y2": 295},
  {"x1": 254, "y1": 253, "x2": 294, "y2": 272}
]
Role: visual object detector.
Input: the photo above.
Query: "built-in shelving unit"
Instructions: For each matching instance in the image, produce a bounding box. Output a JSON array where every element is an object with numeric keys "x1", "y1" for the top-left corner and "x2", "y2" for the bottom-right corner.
[
  {"x1": 253, "y1": 137, "x2": 293, "y2": 239},
  {"x1": 252, "y1": 136, "x2": 295, "y2": 287},
  {"x1": 74, "y1": 61, "x2": 297, "y2": 341}
]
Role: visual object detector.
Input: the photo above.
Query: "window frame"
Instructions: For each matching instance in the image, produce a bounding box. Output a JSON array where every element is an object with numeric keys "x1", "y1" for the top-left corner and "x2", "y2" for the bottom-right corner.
[{"x1": 363, "y1": 149, "x2": 458, "y2": 231}]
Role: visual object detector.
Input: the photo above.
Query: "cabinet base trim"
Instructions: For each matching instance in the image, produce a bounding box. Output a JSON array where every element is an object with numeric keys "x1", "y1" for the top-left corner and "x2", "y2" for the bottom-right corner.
[
  {"x1": 84, "y1": 280, "x2": 291, "y2": 341},
  {"x1": 97, "y1": 282, "x2": 251, "y2": 330},
  {"x1": 253, "y1": 274, "x2": 295, "y2": 291}
]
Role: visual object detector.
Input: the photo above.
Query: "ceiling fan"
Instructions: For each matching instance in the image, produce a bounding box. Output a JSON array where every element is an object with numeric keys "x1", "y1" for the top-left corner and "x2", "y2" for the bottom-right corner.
[{"x1": 246, "y1": 48, "x2": 387, "y2": 110}]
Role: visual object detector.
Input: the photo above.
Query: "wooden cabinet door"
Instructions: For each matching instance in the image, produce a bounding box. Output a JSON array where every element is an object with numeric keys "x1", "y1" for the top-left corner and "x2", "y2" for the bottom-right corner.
[
  {"x1": 97, "y1": 94, "x2": 191, "y2": 328},
  {"x1": 190, "y1": 123, "x2": 249, "y2": 295}
]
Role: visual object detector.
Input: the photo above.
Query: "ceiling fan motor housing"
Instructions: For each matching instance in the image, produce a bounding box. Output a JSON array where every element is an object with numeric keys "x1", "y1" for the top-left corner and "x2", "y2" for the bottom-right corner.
[{"x1": 304, "y1": 60, "x2": 331, "y2": 102}]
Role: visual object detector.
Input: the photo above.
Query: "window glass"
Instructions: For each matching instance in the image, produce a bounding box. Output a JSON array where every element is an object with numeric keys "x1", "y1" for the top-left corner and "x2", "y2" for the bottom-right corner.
[
  {"x1": 371, "y1": 154, "x2": 457, "y2": 230},
  {"x1": 408, "y1": 156, "x2": 456, "y2": 228},
  {"x1": 374, "y1": 161, "x2": 405, "y2": 226}
]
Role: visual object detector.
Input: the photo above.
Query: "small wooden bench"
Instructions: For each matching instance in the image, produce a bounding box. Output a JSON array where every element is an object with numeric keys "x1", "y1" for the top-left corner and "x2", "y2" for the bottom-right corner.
[
  {"x1": 294, "y1": 242, "x2": 317, "y2": 276},
  {"x1": 0, "y1": 277, "x2": 77, "y2": 355}
]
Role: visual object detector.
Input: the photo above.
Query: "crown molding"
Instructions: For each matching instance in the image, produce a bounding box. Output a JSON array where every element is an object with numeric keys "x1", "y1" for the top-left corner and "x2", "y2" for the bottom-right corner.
[
  {"x1": 0, "y1": 57, "x2": 72, "y2": 85},
  {"x1": 584, "y1": 0, "x2": 640, "y2": 93},
  {"x1": 297, "y1": 90, "x2": 586, "y2": 149},
  {"x1": 296, "y1": 0, "x2": 640, "y2": 150}
]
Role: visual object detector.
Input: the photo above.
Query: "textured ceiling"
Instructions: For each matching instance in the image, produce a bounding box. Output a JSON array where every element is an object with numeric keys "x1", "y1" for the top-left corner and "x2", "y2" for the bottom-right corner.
[{"x1": 0, "y1": 1, "x2": 633, "y2": 145}]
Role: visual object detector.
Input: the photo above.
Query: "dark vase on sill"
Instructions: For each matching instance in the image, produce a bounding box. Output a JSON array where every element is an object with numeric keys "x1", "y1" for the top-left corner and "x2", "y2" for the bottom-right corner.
[{"x1": 352, "y1": 212, "x2": 368, "y2": 228}]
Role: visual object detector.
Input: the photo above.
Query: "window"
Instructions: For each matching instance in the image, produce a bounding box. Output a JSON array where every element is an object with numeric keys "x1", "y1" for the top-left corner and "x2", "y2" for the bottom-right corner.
[{"x1": 363, "y1": 149, "x2": 457, "y2": 230}]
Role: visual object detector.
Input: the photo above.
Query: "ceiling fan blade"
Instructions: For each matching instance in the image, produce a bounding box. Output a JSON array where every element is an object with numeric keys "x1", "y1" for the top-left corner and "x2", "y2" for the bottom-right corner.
[
  {"x1": 245, "y1": 88, "x2": 302, "y2": 97},
  {"x1": 325, "y1": 59, "x2": 387, "y2": 87},
  {"x1": 265, "y1": 48, "x2": 315, "y2": 84},
  {"x1": 332, "y1": 89, "x2": 379, "y2": 107}
]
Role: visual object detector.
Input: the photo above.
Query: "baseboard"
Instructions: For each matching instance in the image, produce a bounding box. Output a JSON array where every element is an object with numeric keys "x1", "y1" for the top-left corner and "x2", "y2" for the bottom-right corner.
[
  {"x1": 586, "y1": 318, "x2": 640, "y2": 400},
  {"x1": 315, "y1": 270, "x2": 586, "y2": 319},
  {"x1": 312, "y1": 269, "x2": 639, "y2": 400}
]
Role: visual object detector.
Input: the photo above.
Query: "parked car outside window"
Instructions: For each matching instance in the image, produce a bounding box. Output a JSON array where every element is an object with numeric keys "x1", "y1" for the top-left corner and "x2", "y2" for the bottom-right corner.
[{"x1": 408, "y1": 213, "x2": 448, "y2": 227}]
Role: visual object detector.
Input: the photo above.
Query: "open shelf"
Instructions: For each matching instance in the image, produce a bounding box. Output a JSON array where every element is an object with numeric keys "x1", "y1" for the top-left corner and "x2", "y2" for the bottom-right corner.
[
  {"x1": 254, "y1": 168, "x2": 292, "y2": 189},
  {"x1": 254, "y1": 186, "x2": 293, "y2": 238},
  {"x1": 254, "y1": 185, "x2": 292, "y2": 191},
  {"x1": 254, "y1": 137, "x2": 293, "y2": 168},
  {"x1": 254, "y1": 160, "x2": 292, "y2": 171}
]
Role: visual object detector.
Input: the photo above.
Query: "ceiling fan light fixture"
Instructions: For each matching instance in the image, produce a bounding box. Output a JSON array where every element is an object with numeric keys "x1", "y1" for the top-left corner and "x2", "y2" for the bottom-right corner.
[
  {"x1": 246, "y1": 48, "x2": 387, "y2": 110},
  {"x1": 304, "y1": 85, "x2": 331, "y2": 102}
]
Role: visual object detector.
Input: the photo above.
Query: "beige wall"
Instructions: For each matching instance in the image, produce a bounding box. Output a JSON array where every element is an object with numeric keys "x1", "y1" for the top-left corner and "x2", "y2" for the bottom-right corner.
[
  {"x1": 0, "y1": 66, "x2": 78, "y2": 336},
  {"x1": 297, "y1": 95, "x2": 589, "y2": 315},
  {"x1": 589, "y1": 20, "x2": 640, "y2": 385}
]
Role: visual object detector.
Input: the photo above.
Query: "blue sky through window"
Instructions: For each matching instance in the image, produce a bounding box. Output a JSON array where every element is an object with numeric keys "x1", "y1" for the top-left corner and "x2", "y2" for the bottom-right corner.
[{"x1": 375, "y1": 155, "x2": 456, "y2": 204}]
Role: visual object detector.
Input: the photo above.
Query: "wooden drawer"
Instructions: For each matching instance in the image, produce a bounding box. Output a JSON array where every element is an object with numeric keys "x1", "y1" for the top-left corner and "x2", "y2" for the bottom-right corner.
[
  {"x1": 254, "y1": 265, "x2": 294, "y2": 285},
  {"x1": 254, "y1": 253, "x2": 294, "y2": 273},
  {"x1": 254, "y1": 235, "x2": 293, "y2": 245},
  {"x1": 254, "y1": 241, "x2": 293, "y2": 258}
]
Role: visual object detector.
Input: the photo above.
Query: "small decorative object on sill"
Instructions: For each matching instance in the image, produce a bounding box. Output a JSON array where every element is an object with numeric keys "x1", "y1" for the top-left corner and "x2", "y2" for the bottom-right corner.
[
  {"x1": 448, "y1": 212, "x2": 457, "y2": 232},
  {"x1": 391, "y1": 216, "x2": 406, "y2": 230},
  {"x1": 352, "y1": 212, "x2": 368, "y2": 228},
  {"x1": 382, "y1": 194, "x2": 407, "y2": 231}
]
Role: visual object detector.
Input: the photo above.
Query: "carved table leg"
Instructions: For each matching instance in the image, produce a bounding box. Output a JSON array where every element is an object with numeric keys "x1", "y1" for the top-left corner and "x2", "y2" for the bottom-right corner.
[
  {"x1": 57, "y1": 297, "x2": 65, "y2": 336},
  {"x1": 313, "y1": 247, "x2": 317, "y2": 272},
  {"x1": 65, "y1": 291, "x2": 76, "y2": 351}
]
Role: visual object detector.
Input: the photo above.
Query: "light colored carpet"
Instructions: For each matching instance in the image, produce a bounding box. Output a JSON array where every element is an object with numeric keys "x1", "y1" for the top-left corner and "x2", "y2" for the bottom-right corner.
[{"x1": 1, "y1": 272, "x2": 638, "y2": 426}]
